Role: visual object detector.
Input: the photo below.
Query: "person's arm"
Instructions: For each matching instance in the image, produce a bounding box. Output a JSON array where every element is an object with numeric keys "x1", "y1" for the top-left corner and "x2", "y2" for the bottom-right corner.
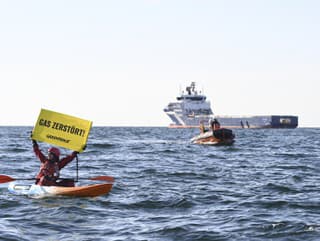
[
  {"x1": 59, "y1": 151, "x2": 78, "y2": 169},
  {"x1": 199, "y1": 124, "x2": 204, "y2": 133},
  {"x1": 32, "y1": 140, "x2": 46, "y2": 163},
  {"x1": 59, "y1": 145, "x2": 86, "y2": 169}
]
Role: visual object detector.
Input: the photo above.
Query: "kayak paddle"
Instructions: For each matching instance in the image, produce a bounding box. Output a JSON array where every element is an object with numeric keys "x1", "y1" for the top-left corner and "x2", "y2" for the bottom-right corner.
[
  {"x1": 88, "y1": 176, "x2": 115, "y2": 182},
  {"x1": 0, "y1": 174, "x2": 114, "y2": 184},
  {"x1": 0, "y1": 175, "x2": 34, "y2": 183}
]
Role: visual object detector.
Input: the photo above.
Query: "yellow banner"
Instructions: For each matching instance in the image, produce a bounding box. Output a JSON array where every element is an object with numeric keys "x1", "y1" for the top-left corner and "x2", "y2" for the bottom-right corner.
[{"x1": 32, "y1": 109, "x2": 92, "y2": 152}]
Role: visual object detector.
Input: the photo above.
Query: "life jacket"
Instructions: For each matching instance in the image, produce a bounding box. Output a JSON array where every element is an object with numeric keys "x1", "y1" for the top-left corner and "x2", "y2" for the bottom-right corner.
[
  {"x1": 213, "y1": 123, "x2": 221, "y2": 130},
  {"x1": 37, "y1": 160, "x2": 60, "y2": 180}
]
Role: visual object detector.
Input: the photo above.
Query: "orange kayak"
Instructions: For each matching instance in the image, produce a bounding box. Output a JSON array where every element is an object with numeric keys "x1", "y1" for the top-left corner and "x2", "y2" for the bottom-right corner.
[{"x1": 8, "y1": 182, "x2": 113, "y2": 198}]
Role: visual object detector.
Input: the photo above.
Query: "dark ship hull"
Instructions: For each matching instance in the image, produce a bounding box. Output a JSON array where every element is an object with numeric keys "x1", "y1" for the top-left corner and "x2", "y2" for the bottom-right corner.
[{"x1": 214, "y1": 115, "x2": 298, "y2": 129}]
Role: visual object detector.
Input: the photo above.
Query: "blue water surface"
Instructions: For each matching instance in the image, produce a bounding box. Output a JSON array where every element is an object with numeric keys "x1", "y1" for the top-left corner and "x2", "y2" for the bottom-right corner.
[{"x1": 0, "y1": 127, "x2": 320, "y2": 241}]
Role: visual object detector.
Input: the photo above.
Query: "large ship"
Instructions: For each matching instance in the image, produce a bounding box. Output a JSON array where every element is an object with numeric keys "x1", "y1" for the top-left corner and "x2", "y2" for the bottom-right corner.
[{"x1": 163, "y1": 82, "x2": 298, "y2": 128}]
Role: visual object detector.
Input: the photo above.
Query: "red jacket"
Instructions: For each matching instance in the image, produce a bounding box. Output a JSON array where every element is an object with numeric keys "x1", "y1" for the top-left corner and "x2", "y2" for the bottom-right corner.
[{"x1": 33, "y1": 142, "x2": 77, "y2": 185}]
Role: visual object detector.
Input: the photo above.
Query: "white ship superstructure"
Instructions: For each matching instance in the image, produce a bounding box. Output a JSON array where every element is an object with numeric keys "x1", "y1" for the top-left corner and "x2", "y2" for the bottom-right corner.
[{"x1": 163, "y1": 82, "x2": 213, "y2": 127}]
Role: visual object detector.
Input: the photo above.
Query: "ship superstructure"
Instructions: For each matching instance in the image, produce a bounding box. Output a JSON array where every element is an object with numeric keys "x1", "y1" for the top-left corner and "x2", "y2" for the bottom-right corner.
[
  {"x1": 164, "y1": 82, "x2": 298, "y2": 128},
  {"x1": 164, "y1": 82, "x2": 213, "y2": 128}
]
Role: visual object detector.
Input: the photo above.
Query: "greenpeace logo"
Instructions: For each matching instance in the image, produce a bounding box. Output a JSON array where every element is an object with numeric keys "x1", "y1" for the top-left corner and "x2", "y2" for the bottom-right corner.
[{"x1": 46, "y1": 135, "x2": 70, "y2": 143}]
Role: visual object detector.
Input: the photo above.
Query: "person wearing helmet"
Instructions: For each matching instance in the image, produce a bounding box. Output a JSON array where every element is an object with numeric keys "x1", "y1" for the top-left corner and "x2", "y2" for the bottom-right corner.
[
  {"x1": 32, "y1": 139, "x2": 79, "y2": 186},
  {"x1": 209, "y1": 118, "x2": 221, "y2": 131}
]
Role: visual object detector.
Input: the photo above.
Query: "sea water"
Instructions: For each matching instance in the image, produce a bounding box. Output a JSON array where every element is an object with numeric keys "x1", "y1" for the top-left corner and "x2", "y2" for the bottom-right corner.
[{"x1": 0, "y1": 126, "x2": 320, "y2": 241}]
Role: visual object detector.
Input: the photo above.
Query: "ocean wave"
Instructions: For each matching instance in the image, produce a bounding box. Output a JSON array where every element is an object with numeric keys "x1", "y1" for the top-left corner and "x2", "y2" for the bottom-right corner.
[{"x1": 1, "y1": 127, "x2": 320, "y2": 240}]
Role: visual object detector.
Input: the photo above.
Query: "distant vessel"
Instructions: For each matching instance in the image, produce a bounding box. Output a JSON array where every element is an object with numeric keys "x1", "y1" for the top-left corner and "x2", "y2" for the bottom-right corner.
[
  {"x1": 164, "y1": 82, "x2": 213, "y2": 128},
  {"x1": 163, "y1": 82, "x2": 298, "y2": 128},
  {"x1": 215, "y1": 115, "x2": 298, "y2": 129}
]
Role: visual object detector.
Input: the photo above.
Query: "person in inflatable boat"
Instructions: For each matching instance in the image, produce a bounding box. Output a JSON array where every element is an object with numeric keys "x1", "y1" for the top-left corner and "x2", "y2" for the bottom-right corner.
[
  {"x1": 32, "y1": 139, "x2": 80, "y2": 186},
  {"x1": 209, "y1": 118, "x2": 221, "y2": 131},
  {"x1": 199, "y1": 120, "x2": 207, "y2": 134}
]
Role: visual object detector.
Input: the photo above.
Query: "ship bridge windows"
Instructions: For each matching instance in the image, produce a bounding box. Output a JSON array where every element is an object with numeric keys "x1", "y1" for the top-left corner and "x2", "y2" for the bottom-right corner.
[
  {"x1": 166, "y1": 102, "x2": 182, "y2": 111},
  {"x1": 177, "y1": 96, "x2": 206, "y2": 101},
  {"x1": 185, "y1": 109, "x2": 212, "y2": 115}
]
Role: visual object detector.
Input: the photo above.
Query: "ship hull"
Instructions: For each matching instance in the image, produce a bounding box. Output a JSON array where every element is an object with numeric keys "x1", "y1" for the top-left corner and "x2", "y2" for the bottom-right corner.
[
  {"x1": 167, "y1": 115, "x2": 298, "y2": 129},
  {"x1": 215, "y1": 115, "x2": 298, "y2": 129}
]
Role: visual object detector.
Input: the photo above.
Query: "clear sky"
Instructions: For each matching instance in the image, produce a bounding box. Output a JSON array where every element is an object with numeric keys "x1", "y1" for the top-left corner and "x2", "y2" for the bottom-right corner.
[{"x1": 0, "y1": 0, "x2": 319, "y2": 127}]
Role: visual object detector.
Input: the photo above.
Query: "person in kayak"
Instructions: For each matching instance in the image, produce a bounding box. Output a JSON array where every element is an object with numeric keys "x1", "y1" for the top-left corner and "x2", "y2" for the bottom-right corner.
[{"x1": 32, "y1": 139, "x2": 79, "y2": 186}]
